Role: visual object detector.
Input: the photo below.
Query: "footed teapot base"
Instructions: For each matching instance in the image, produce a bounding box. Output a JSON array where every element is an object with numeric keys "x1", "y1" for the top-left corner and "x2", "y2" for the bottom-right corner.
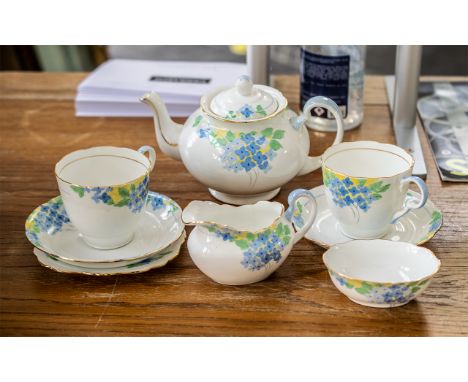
[{"x1": 208, "y1": 188, "x2": 281, "y2": 205}]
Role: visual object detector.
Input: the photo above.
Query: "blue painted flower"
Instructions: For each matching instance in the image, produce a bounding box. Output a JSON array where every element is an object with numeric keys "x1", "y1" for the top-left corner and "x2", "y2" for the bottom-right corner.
[
  {"x1": 235, "y1": 147, "x2": 250, "y2": 160},
  {"x1": 343, "y1": 177, "x2": 354, "y2": 188},
  {"x1": 252, "y1": 151, "x2": 267, "y2": 164},
  {"x1": 258, "y1": 161, "x2": 268, "y2": 170},
  {"x1": 241, "y1": 157, "x2": 256, "y2": 172},
  {"x1": 240, "y1": 133, "x2": 256, "y2": 143},
  {"x1": 258, "y1": 233, "x2": 268, "y2": 243},
  {"x1": 239, "y1": 104, "x2": 255, "y2": 118},
  {"x1": 246, "y1": 142, "x2": 260, "y2": 154},
  {"x1": 330, "y1": 177, "x2": 341, "y2": 187},
  {"x1": 358, "y1": 185, "x2": 369, "y2": 195},
  {"x1": 101, "y1": 192, "x2": 112, "y2": 204},
  {"x1": 348, "y1": 187, "x2": 359, "y2": 196},
  {"x1": 151, "y1": 196, "x2": 164, "y2": 210},
  {"x1": 354, "y1": 195, "x2": 365, "y2": 205},
  {"x1": 219, "y1": 232, "x2": 233, "y2": 241},
  {"x1": 338, "y1": 187, "x2": 348, "y2": 196},
  {"x1": 256, "y1": 136, "x2": 266, "y2": 145},
  {"x1": 198, "y1": 128, "x2": 209, "y2": 138},
  {"x1": 358, "y1": 203, "x2": 369, "y2": 212},
  {"x1": 344, "y1": 195, "x2": 353, "y2": 205}
]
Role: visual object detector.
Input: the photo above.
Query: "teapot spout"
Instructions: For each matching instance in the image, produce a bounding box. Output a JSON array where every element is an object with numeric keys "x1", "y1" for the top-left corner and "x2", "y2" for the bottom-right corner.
[{"x1": 140, "y1": 92, "x2": 183, "y2": 161}]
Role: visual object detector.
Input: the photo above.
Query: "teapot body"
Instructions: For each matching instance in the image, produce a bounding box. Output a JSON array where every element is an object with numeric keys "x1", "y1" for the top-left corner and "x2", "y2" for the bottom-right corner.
[{"x1": 179, "y1": 108, "x2": 310, "y2": 203}]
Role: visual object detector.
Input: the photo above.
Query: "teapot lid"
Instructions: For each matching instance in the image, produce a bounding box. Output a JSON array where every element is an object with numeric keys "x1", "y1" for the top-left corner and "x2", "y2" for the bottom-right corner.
[{"x1": 202, "y1": 75, "x2": 287, "y2": 122}]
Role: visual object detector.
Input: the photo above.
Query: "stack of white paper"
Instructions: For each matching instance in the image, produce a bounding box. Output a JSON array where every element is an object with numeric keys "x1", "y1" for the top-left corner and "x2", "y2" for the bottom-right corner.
[{"x1": 75, "y1": 59, "x2": 247, "y2": 117}]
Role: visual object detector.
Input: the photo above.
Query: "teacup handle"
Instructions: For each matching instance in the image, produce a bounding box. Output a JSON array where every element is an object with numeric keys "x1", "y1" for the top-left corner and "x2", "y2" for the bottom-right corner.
[
  {"x1": 294, "y1": 96, "x2": 345, "y2": 176},
  {"x1": 391, "y1": 176, "x2": 429, "y2": 224},
  {"x1": 138, "y1": 145, "x2": 157, "y2": 172},
  {"x1": 284, "y1": 189, "x2": 318, "y2": 245}
]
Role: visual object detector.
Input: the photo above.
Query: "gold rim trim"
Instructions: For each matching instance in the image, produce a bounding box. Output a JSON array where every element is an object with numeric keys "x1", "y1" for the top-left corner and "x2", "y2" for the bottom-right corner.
[
  {"x1": 322, "y1": 144, "x2": 416, "y2": 179},
  {"x1": 322, "y1": 242, "x2": 441, "y2": 286},
  {"x1": 34, "y1": 236, "x2": 184, "y2": 276},
  {"x1": 182, "y1": 203, "x2": 285, "y2": 234},
  {"x1": 26, "y1": 193, "x2": 184, "y2": 264},
  {"x1": 56, "y1": 154, "x2": 151, "y2": 188}
]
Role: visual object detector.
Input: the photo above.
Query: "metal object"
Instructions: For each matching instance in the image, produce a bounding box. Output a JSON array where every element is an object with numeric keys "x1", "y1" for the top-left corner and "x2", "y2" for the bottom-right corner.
[
  {"x1": 391, "y1": 45, "x2": 427, "y2": 179},
  {"x1": 247, "y1": 45, "x2": 270, "y2": 85}
]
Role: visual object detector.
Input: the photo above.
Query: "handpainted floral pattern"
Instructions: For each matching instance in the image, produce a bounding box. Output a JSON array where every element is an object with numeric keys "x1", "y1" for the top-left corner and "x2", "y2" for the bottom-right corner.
[
  {"x1": 193, "y1": 115, "x2": 285, "y2": 174},
  {"x1": 70, "y1": 174, "x2": 149, "y2": 213},
  {"x1": 330, "y1": 270, "x2": 430, "y2": 305},
  {"x1": 418, "y1": 210, "x2": 443, "y2": 243},
  {"x1": 292, "y1": 201, "x2": 305, "y2": 229},
  {"x1": 224, "y1": 104, "x2": 268, "y2": 120},
  {"x1": 323, "y1": 168, "x2": 390, "y2": 215},
  {"x1": 25, "y1": 196, "x2": 70, "y2": 247},
  {"x1": 146, "y1": 192, "x2": 179, "y2": 215},
  {"x1": 206, "y1": 222, "x2": 292, "y2": 271}
]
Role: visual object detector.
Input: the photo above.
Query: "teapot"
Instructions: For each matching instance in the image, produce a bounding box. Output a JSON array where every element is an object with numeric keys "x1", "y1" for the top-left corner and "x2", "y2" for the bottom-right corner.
[
  {"x1": 182, "y1": 189, "x2": 317, "y2": 285},
  {"x1": 141, "y1": 75, "x2": 344, "y2": 205}
]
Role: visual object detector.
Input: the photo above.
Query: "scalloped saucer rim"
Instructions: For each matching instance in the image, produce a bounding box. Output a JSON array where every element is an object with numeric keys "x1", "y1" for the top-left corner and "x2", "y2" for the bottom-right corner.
[{"x1": 33, "y1": 231, "x2": 185, "y2": 276}]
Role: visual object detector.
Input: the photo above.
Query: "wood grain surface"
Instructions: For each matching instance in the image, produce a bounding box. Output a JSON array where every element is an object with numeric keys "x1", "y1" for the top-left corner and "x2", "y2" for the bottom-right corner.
[{"x1": 1, "y1": 73, "x2": 467, "y2": 336}]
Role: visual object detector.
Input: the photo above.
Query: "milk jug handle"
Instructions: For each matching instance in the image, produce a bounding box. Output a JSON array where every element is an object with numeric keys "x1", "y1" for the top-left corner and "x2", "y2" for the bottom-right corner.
[{"x1": 284, "y1": 189, "x2": 318, "y2": 245}]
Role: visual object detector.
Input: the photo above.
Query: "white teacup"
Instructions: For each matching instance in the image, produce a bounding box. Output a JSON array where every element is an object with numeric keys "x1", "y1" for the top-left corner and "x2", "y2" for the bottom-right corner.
[
  {"x1": 321, "y1": 141, "x2": 429, "y2": 239},
  {"x1": 55, "y1": 146, "x2": 156, "y2": 249}
]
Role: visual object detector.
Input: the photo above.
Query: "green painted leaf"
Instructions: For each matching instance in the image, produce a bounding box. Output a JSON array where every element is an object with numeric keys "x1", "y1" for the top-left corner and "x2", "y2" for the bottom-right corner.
[
  {"x1": 358, "y1": 179, "x2": 367, "y2": 187},
  {"x1": 270, "y1": 140, "x2": 282, "y2": 151},
  {"x1": 119, "y1": 188, "x2": 129, "y2": 197},
  {"x1": 217, "y1": 138, "x2": 227, "y2": 146},
  {"x1": 235, "y1": 240, "x2": 249, "y2": 250},
  {"x1": 284, "y1": 225, "x2": 291, "y2": 235},
  {"x1": 411, "y1": 286, "x2": 420, "y2": 293},
  {"x1": 261, "y1": 128, "x2": 273, "y2": 137},
  {"x1": 207, "y1": 225, "x2": 216, "y2": 233},
  {"x1": 115, "y1": 198, "x2": 129, "y2": 207},
  {"x1": 379, "y1": 183, "x2": 391, "y2": 193},
  {"x1": 272, "y1": 130, "x2": 285, "y2": 139},
  {"x1": 283, "y1": 235, "x2": 291, "y2": 245},
  {"x1": 275, "y1": 224, "x2": 283, "y2": 236},
  {"x1": 192, "y1": 115, "x2": 202, "y2": 127},
  {"x1": 246, "y1": 232, "x2": 255, "y2": 241},
  {"x1": 355, "y1": 282, "x2": 373, "y2": 295},
  {"x1": 297, "y1": 201, "x2": 303, "y2": 213},
  {"x1": 226, "y1": 131, "x2": 235, "y2": 142},
  {"x1": 256, "y1": 105, "x2": 267, "y2": 116},
  {"x1": 71, "y1": 185, "x2": 85, "y2": 198},
  {"x1": 368, "y1": 181, "x2": 383, "y2": 192}
]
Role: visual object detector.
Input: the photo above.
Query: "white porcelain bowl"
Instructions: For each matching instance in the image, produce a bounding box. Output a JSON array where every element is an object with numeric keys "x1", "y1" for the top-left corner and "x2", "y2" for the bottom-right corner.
[{"x1": 322, "y1": 240, "x2": 440, "y2": 308}]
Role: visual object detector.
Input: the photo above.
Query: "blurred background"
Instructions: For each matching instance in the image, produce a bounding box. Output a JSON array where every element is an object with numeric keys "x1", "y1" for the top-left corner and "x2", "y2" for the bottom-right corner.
[{"x1": 1, "y1": 45, "x2": 467, "y2": 74}]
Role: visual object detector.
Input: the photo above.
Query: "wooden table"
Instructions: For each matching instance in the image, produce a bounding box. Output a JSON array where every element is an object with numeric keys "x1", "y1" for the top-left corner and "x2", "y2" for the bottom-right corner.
[{"x1": 1, "y1": 73, "x2": 467, "y2": 336}]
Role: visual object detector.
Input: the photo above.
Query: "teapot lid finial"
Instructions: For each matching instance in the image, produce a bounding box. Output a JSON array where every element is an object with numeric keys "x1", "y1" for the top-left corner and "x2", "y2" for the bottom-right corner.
[
  {"x1": 208, "y1": 75, "x2": 280, "y2": 121},
  {"x1": 236, "y1": 75, "x2": 253, "y2": 96}
]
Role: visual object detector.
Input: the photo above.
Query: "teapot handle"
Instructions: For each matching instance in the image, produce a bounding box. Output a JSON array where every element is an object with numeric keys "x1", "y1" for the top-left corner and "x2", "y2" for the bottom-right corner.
[
  {"x1": 284, "y1": 189, "x2": 318, "y2": 245},
  {"x1": 293, "y1": 96, "x2": 345, "y2": 176}
]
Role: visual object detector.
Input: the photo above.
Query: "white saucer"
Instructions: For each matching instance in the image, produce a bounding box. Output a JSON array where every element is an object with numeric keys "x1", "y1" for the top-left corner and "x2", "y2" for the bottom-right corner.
[
  {"x1": 305, "y1": 185, "x2": 443, "y2": 248},
  {"x1": 33, "y1": 231, "x2": 186, "y2": 276},
  {"x1": 26, "y1": 192, "x2": 184, "y2": 268}
]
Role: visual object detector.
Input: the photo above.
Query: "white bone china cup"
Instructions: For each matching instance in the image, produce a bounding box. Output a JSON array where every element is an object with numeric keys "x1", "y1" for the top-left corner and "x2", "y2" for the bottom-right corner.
[
  {"x1": 55, "y1": 146, "x2": 156, "y2": 249},
  {"x1": 321, "y1": 141, "x2": 429, "y2": 239}
]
